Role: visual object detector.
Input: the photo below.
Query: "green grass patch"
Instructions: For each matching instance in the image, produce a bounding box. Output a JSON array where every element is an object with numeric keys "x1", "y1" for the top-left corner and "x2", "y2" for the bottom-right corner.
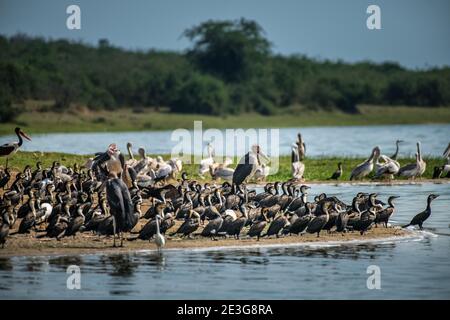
[
  {"x1": 2, "y1": 151, "x2": 444, "y2": 182},
  {"x1": 1, "y1": 104, "x2": 449, "y2": 135}
]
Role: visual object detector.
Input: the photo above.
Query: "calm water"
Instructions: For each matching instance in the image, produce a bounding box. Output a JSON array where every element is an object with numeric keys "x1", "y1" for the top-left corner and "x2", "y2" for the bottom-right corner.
[
  {"x1": 0, "y1": 183, "x2": 449, "y2": 299},
  {"x1": 2, "y1": 124, "x2": 449, "y2": 157}
]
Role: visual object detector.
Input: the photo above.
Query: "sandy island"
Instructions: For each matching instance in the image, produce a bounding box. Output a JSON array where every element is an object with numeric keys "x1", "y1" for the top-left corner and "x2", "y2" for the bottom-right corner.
[
  {"x1": 0, "y1": 218, "x2": 411, "y2": 258},
  {"x1": 0, "y1": 178, "x2": 442, "y2": 258}
]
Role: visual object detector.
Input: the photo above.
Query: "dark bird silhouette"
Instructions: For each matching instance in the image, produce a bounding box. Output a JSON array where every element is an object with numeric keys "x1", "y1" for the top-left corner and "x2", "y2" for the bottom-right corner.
[
  {"x1": 375, "y1": 196, "x2": 399, "y2": 227},
  {"x1": 288, "y1": 204, "x2": 313, "y2": 235},
  {"x1": 64, "y1": 203, "x2": 87, "y2": 238},
  {"x1": 172, "y1": 211, "x2": 201, "y2": 238},
  {"x1": 336, "y1": 196, "x2": 360, "y2": 233},
  {"x1": 138, "y1": 204, "x2": 174, "y2": 240},
  {"x1": 247, "y1": 209, "x2": 268, "y2": 241},
  {"x1": 390, "y1": 140, "x2": 403, "y2": 160},
  {"x1": 306, "y1": 202, "x2": 331, "y2": 237},
  {"x1": 227, "y1": 205, "x2": 248, "y2": 239},
  {"x1": 106, "y1": 173, "x2": 137, "y2": 247},
  {"x1": 18, "y1": 198, "x2": 37, "y2": 234},
  {"x1": 233, "y1": 145, "x2": 268, "y2": 185},
  {"x1": 201, "y1": 211, "x2": 223, "y2": 240},
  {"x1": 0, "y1": 168, "x2": 11, "y2": 189},
  {"x1": 46, "y1": 216, "x2": 69, "y2": 240},
  {"x1": 264, "y1": 212, "x2": 289, "y2": 238},
  {"x1": 403, "y1": 194, "x2": 439, "y2": 230},
  {"x1": 0, "y1": 211, "x2": 11, "y2": 248},
  {"x1": 329, "y1": 162, "x2": 343, "y2": 180},
  {"x1": 353, "y1": 207, "x2": 377, "y2": 235}
]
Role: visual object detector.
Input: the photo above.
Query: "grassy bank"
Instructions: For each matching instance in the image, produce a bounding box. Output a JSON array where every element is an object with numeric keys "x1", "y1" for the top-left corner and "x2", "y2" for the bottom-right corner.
[
  {"x1": 2, "y1": 104, "x2": 450, "y2": 135},
  {"x1": 2, "y1": 151, "x2": 445, "y2": 182}
]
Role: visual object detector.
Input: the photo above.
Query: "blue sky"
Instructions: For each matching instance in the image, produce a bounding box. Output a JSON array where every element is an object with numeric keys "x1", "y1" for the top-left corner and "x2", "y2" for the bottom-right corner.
[{"x1": 0, "y1": 0, "x2": 449, "y2": 69}]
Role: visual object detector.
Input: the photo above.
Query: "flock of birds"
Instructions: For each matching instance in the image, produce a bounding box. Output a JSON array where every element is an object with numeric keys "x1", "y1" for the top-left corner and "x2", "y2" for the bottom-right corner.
[
  {"x1": 0, "y1": 127, "x2": 447, "y2": 251},
  {"x1": 200, "y1": 135, "x2": 450, "y2": 183}
]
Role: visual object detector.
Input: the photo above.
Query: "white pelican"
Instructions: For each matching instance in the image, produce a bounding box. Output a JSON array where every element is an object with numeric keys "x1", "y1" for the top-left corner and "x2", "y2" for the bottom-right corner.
[
  {"x1": 374, "y1": 154, "x2": 400, "y2": 179},
  {"x1": 0, "y1": 127, "x2": 32, "y2": 168},
  {"x1": 154, "y1": 157, "x2": 173, "y2": 181},
  {"x1": 350, "y1": 146, "x2": 380, "y2": 180},
  {"x1": 167, "y1": 158, "x2": 183, "y2": 178},
  {"x1": 199, "y1": 142, "x2": 215, "y2": 178},
  {"x1": 416, "y1": 142, "x2": 426, "y2": 176},
  {"x1": 125, "y1": 142, "x2": 138, "y2": 167},
  {"x1": 209, "y1": 161, "x2": 234, "y2": 182},
  {"x1": 291, "y1": 143, "x2": 305, "y2": 180},
  {"x1": 254, "y1": 163, "x2": 271, "y2": 182},
  {"x1": 132, "y1": 147, "x2": 152, "y2": 174},
  {"x1": 434, "y1": 143, "x2": 450, "y2": 178},
  {"x1": 398, "y1": 152, "x2": 420, "y2": 179}
]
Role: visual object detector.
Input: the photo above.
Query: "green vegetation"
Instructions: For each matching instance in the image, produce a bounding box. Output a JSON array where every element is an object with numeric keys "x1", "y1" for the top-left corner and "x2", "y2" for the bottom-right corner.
[
  {"x1": 1, "y1": 18, "x2": 449, "y2": 124},
  {"x1": 1, "y1": 104, "x2": 450, "y2": 135},
  {"x1": 3, "y1": 151, "x2": 444, "y2": 183}
]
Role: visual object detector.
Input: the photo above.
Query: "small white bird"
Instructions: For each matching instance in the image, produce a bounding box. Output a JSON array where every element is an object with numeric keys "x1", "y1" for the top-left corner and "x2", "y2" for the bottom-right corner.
[{"x1": 154, "y1": 214, "x2": 165, "y2": 252}]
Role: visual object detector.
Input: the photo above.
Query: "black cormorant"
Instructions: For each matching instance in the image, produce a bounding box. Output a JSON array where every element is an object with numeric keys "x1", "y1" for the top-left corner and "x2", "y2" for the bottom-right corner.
[
  {"x1": 329, "y1": 162, "x2": 343, "y2": 180},
  {"x1": 403, "y1": 194, "x2": 439, "y2": 229},
  {"x1": 375, "y1": 196, "x2": 399, "y2": 227}
]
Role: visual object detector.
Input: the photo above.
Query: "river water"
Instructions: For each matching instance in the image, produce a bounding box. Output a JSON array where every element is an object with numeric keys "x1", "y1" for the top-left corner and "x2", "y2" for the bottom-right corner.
[
  {"x1": 0, "y1": 182, "x2": 449, "y2": 299},
  {"x1": 1, "y1": 124, "x2": 449, "y2": 157}
]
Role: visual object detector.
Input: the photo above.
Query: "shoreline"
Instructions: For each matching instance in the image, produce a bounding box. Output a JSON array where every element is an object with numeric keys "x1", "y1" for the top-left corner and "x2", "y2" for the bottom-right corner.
[
  {"x1": 0, "y1": 227, "x2": 418, "y2": 258},
  {"x1": 1, "y1": 105, "x2": 450, "y2": 136}
]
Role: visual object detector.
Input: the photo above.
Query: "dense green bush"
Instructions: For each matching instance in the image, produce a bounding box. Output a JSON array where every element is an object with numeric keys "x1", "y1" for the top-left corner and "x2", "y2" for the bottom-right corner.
[
  {"x1": 171, "y1": 74, "x2": 229, "y2": 115},
  {"x1": 0, "y1": 19, "x2": 449, "y2": 118},
  {"x1": 0, "y1": 86, "x2": 21, "y2": 122}
]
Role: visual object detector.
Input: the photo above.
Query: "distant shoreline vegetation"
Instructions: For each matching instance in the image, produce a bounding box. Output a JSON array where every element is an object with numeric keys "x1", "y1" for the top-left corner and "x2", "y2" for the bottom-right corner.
[
  {"x1": 0, "y1": 18, "x2": 449, "y2": 123},
  {"x1": 1, "y1": 105, "x2": 450, "y2": 135}
]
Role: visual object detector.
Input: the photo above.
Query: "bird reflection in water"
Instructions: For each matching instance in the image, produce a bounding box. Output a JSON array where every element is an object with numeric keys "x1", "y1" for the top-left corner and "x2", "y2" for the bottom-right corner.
[
  {"x1": 143, "y1": 252, "x2": 166, "y2": 271},
  {"x1": 48, "y1": 256, "x2": 83, "y2": 271},
  {"x1": 101, "y1": 254, "x2": 139, "y2": 277}
]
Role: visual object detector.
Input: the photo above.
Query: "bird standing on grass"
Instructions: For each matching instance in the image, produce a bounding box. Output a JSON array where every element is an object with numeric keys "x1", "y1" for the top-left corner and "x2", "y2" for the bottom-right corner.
[
  {"x1": 390, "y1": 140, "x2": 403, "y2": 160},
  {"x1": 291, "y1": 144, "x2": 305, "y2": 180},
  {"x1": 329, "y1": 162, "x2": 343, "y2": 180},
  {"x1": 350, "y1": 146, "x2": 380, "y2": 180},
  {"x1": 0, "y1": 127, "x2": 32, "y2": 168},
  {"x1": 233, "y1": 145, "x2": 269, "y2": 186}
]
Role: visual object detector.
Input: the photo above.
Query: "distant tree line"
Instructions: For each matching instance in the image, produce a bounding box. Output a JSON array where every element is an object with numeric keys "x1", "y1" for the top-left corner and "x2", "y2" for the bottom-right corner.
[{"x1": 0, "y1": 18, "x2": 449, "y2": 121}]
